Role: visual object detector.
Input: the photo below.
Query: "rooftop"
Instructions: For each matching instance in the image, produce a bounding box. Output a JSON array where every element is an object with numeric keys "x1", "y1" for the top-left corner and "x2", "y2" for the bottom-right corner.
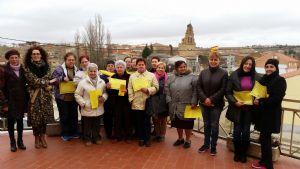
[{"x1": 0, "y1": 128, "x2": 299, "y2": 169}]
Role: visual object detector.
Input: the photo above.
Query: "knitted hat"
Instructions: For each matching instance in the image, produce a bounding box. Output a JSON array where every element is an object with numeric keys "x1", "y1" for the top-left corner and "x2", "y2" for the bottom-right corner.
[{"x1": 265, "y1": 58, "x2": 279, "y2": 71}]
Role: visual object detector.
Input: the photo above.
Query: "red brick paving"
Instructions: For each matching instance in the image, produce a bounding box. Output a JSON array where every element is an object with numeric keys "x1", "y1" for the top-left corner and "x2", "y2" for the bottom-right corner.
[{"x1": 0, "y1": 128, "x2": 299, "y2": 169}]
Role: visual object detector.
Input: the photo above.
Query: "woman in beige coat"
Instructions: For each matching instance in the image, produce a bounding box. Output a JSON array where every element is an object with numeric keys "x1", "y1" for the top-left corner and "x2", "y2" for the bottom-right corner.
[{"x1": 75, "y1": 63, "x2": 108, "y2": 146}]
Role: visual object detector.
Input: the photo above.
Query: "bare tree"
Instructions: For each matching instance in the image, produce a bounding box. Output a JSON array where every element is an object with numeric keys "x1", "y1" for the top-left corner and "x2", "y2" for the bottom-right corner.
[
  {"x1": 82, "y1": 14, "x2": 106, "y2": 68},
  {"x1": 74, "y1": 30, "x2": 81, "y2": 65},
  {"x1": 106, "y1": 29, "x2": 112, "y2": 59}
]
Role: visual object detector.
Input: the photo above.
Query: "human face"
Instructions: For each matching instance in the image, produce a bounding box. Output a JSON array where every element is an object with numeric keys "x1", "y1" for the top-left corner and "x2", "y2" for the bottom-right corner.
[
  {"x1": 88, "y1": 68, "x2": 98, "y2": 79},
  {"x1": 265, "y1": 64, "x2": 277, "y2": 75},
  {"x1": 131, "y1": 59, "x2": 137, "y2": 69},
  {"x1": 8, "y1": 55, "x2": 20, "y2": 66},
  {"x1": 176, "y1": 63, "x2": 187, "y2": 74},
  {"x1": 156, "y1": 64, "x2": 165, "y2": 75},
  {"x1": 151, "y1": 58, "x2": 159, "y2": 69},
  {"x1": 80, "y1": 58, "x2": 90, "y2": 69},
  {"x1": 31, "y1": 49, "x2": 42, "y2": 62},
  {"x1": 116, "y1": 64, "x2": 125, "y2": 75},
  {"x1": 124, "y1": 58, "x2": 132, "y2": 69},
  {"x1": 137, "y1": 61, "x2": 146, "y2": 73},
  {"x1": 106, "y1": 64, "x2": 115, "y2": 72},
  {"x1": 208, "y1": 55, "x2": 220, "y2": 68},
  {"x1": 65, "y1": 55, "x2": 75, "y2": 68},
  {"x1": 243, "y1": 59, "x2": 253, "y2": 73}
]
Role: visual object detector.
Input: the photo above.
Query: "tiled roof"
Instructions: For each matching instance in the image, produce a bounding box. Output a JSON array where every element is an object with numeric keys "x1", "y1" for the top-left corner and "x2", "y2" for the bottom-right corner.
[{"x1": 256, "y1": 52, "x2": 299, "y2": 67}]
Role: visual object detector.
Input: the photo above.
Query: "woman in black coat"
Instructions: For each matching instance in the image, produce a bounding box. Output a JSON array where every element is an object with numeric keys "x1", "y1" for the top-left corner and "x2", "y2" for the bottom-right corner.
[
  {"x1": 106, "y1": 60, "x2": 131, "y2": 142},
  {"x1": 225, "y1": 56, "x2": 260, "y2": 163},
  {"x1": 2, "y1": 49, "x2": 28, "y2": 152},
  {"x1": 252, "y1": 59, "x2": 287, "y2": 169}
]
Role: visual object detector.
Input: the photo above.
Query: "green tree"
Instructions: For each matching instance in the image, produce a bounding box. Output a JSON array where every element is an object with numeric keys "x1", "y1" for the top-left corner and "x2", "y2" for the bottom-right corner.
[{"x1": 142, "y1": 44, "x2": 152, "y2": 58}]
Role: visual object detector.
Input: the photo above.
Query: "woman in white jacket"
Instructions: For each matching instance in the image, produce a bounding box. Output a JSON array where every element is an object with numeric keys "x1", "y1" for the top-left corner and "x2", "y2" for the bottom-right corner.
[{"x1": 75, "y1": 63, "x2": 108, "y2": 146}]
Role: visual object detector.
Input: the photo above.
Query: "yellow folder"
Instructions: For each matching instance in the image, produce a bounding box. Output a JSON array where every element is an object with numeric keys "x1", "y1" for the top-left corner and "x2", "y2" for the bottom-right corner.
[
  {"x1": 184, "y1": 105, "x2": 202, "y2": 119},
  {"x1": 118, "y1": 84, "x2": 126, "y2": 96},
  {"x1": 109, "y1": 78, "x2": 126, "y2": 90},
  {"x1": 89, "y1": 90, "x2": 103, "y2": 109},
  {"x1": 233, "y1": 91, "x2": 253, "y2": 105},
  {"x1": 59, "y1": 81, "x2": 76, "y2": 94},
  {"x1": 99, "y1": 70, "x2": 114, "y2": 77},
  {"x1": 132, "y1": 77, "x2": 150, "y2": 92},
  {"x1": 250, "y1": 81, "x2": 268, "y2": 98}
]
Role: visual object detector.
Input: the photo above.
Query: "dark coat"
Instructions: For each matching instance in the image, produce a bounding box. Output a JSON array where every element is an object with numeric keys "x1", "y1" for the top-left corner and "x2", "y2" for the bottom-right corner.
[
  {"x1": 197, "y1": 67, "x2": 228, "y2": 108},
  {"x1": 3, "y1": 63, "x2": 29, "y2": 119},
  {"x1": 147, "y1": 75, "x2": 168, "y2": 117},
  {"x1": 225, "y1": 70, "x2": 260, "y2": 123},
  {"x1": 254, "y1": 74, "x2": 286, "y2": 133}
]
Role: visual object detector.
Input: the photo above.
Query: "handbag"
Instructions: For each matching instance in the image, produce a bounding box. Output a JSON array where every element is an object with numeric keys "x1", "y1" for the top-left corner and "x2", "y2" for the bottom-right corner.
[{"x1": 146, "y1": 94, "x2": 168, "y2": 116}]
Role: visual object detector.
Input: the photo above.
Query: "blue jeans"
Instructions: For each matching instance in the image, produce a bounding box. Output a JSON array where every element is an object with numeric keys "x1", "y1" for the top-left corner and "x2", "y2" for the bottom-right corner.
[
  {"x1": 202, "y1": 107, "x2": 222, "y2": 149},
  {"x1": 233, "y1": 109, "x2": 252, "y2": 143}
]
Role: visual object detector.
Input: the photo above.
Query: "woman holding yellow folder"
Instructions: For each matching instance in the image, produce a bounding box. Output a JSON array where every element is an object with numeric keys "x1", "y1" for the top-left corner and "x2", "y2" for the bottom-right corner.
[
  {"x1": 75, "y1": 63, "x2": 108, "y2": 146},
  {"x1": 225, "y1": 56, "x2": 260, "y2": 163},
  {"x1": 106, "y1": 60, "x2": 131, "y2": 142},
  {"x1": 166, "y1": 60, "x2": 197, "y2": 149},
  {"x1": 251, "y1": 59, "x2": 286, "y2": 169}
]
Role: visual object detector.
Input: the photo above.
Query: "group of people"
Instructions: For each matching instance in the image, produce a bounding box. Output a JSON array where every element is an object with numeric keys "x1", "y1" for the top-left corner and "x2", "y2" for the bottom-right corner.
[{"x1": 0, "y1": 46, "x2": 286, "y2": 169}]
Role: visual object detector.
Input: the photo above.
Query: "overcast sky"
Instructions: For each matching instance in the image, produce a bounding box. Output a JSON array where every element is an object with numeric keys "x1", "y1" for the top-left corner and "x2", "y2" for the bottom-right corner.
[{"x1": 0, "y1": 0, "x2": 299, "y2": 47}]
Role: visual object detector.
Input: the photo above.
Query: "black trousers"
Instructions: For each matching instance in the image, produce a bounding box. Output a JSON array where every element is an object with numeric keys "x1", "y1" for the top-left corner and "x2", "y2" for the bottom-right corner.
[
  {"x1": 259, "y1": 132, "x2": 274, "y2": 169},
  {"x1": 82, "y1": 116, "x2": 101, "y2": 142},
  {"x1": 7, "y1": 117, "x2": 23, "y2": 143},
  {"x1": 233, "y1": 109, "x2": 252, "y2": 143},
  {"x1": 56, "y1": 99, "x2": 78, "y2": 136},
  {"x1": 103, "y1": 102, "x2": 113, "y2": 138},
  {"x1": 134, "y1": 110, "x2": 151, "y2": 142}
]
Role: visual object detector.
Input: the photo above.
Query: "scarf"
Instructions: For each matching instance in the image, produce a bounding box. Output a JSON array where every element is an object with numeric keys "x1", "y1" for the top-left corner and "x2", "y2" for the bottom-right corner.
[
  {"x1": 10, "y1": 64, "x2": 21, "y2": 77},
  {"x1": 154, "y1": 71, "x2": 168, "y2": 83}
]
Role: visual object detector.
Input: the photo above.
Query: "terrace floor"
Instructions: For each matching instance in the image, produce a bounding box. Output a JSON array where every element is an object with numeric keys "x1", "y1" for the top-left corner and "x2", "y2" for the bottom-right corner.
[{"x1": 0, "y1": 127, "x2": 299, "y2": 169}]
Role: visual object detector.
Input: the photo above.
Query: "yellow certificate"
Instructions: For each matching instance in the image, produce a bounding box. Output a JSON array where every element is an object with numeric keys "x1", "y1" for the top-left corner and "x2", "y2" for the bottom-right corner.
[
  {"x1": 233, "y1": 91, "x2": 253, "y2": 105},
  {"x1": 184, "y1": 105, "x2": 202, "y2": 119},
  {"x1": 132, "y1": 77, "x2": 150, "y2": 92},
  {"x1": 250, "y1": 81, "x2": 268, "y2": 98},
  {"x1": 109, "y1": 78, "x2": 126, "y2": 90},
  {"x1": 118, "y1": 84, "x2": 126, "y2": 96},
  {"x1": 59, "y1": 81, "x2": 76, "y2": 94},
  {"x1": 99, "y1": 70, "x2": 114, "y2": 77},
  {"x1": 89, "y1": 90, "x2": 103, "y2": 109}
]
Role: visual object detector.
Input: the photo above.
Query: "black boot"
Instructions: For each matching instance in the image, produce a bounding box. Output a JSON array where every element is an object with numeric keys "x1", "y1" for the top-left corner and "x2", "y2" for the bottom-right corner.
[
  {"x1": 240, "y1": 141, "x2": 250, "y2": 163},
  {"x1": 10, "y1": 140, "x2": 17, "y2": 152},
  {"x1": 17, "y1": 139, "x2": 27, "y2": 150},
  {"x1": 233, "y1": 141, "x2": 241, "y2": 162}
]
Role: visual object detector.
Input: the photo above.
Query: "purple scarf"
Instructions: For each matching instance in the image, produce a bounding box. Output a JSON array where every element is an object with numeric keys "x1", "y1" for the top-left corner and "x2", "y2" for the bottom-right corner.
[{"x1": 10, "y1": 64, "x2": 21, "y2": 77}]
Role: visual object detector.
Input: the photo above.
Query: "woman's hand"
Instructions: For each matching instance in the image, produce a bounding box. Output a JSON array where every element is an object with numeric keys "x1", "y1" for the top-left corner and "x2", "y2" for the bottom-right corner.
[
  {"x1": 254, "y1": 99, "x2": 260, "y2": 105},
  {"x1": 64, "y1": 77, "x2": 69, "y2": 81},
  {"x1": 106, "y1": 82, "x2": 112, "y2": 89},
  {"x1": 191, "y1": 104, "x2": 197, "y2": 109},
  {"x1": 235, "y1": 102, "x2": 244, "y2": 107},
  {"x1": 98, "y1": 96, "x2": 105, "y2": 103},
  {"x1": 140, "y1": 88, "x2": 149, "y2": 95}
]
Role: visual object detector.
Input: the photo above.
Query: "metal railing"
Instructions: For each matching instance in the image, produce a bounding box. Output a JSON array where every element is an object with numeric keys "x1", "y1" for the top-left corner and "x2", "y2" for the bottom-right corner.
[{"x1": 192, "y1": 98, "x2": 300, "y2": 159}]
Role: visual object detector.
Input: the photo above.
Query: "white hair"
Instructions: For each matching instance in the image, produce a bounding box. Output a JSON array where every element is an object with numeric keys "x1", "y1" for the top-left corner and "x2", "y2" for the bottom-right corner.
[
  {"x1": 87, "y1": 63, "x2": 98, "y2": 71},
  {"x1": 115, "y1": 60, "x2": 127, "y2": 68}
]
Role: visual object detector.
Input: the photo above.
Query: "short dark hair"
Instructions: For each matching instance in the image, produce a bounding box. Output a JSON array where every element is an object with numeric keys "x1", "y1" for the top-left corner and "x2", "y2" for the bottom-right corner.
[
  {"x1": 64, "y1": 52, "x2": 76, "y2": 61},
  {"x1": 79, "y1": 55, "x2": 89, "y2": 63},
  {"x1": 136, "y1": 58, "x2": 146, "y2": 65},
  {"x1": 124, "y1": 56, "x2": 131, "y2": 61},
  {"x1": 5, "y1": 49, "x2": 20, "y2": 60},
  {"x1": 151, "y1": 56, "x2": 160, "y2": 62},
  {"x1": 174, "y1": 60, "x2": 187, "y2": 69}
]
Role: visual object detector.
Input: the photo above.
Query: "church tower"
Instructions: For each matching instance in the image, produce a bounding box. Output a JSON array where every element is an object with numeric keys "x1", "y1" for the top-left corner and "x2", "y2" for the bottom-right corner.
[{"x1": 178, "y1": 23, "x2": 197, "y2": 57}]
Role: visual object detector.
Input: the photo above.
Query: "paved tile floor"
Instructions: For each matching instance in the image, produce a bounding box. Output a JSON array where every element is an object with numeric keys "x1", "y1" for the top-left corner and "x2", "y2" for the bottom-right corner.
[{"x1": 0, "y1": 128, "x2": 299, "y2": 169}]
